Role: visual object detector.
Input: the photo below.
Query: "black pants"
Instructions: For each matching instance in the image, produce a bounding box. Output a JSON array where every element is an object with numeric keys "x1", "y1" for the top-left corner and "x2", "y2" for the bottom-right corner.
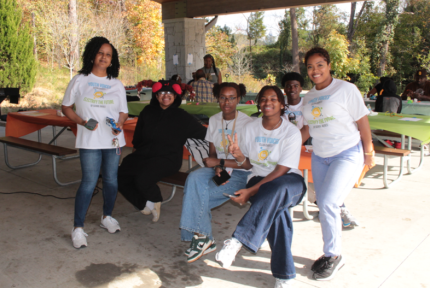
[{"x1": 118, "y1": 154, "x2": 180, "y2": 210}]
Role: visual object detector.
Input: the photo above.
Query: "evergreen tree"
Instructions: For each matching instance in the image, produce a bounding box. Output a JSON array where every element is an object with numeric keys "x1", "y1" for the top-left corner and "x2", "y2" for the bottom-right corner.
[{"x1": 0, "y1": 0, "x2": 36, "y2": 92}]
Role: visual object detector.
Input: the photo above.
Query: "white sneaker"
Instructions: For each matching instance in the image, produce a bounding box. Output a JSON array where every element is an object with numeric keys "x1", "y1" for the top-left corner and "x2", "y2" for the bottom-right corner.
[
  {"x1": 340, "y1": 207, "x2": 360, "y2": 227},
  {"x1": 275, "y1": 278, "x2": 294, "y2": 288},
  {"x1": 100, "y1": 216, "x2": 121, "y2": 233},
  {"x1": 215, "y1": 238, "x2": 242, "y2": 268},
  {"x1": 71, "y1": 227, "x2": 88, "y2": 249}
]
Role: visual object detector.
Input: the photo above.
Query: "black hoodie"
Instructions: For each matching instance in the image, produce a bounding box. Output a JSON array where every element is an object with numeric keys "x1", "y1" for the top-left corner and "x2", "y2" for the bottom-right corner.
[{"x1": 131, "y1": 89, "x2": 207, "y2": 168}]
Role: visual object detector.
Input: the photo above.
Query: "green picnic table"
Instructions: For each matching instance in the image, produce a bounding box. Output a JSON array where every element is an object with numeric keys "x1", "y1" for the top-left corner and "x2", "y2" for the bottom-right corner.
[
  {"x1": 368, "y1": 113, "x2": 430, "y2": 144},
  {"x1": 365, "y1": 100, "x2": 430, "y2": 116},
  {"x1": 127, "y1": 101, "x2": 259, "y2": 117}
]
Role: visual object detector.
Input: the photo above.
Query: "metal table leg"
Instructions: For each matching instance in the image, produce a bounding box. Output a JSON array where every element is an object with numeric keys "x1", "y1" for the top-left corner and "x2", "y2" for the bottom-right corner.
[
  {"x1": 406, "y1": 136, "x2": 424, "y2": 174},
  {"x1": 3, "y1": 130, "x2": 42, "y2": 169}
]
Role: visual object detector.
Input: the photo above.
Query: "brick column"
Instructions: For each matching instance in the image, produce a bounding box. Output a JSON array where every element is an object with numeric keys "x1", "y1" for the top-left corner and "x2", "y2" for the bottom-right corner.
[{"x1": 163, "y1": 18, "x2": 206, "y2": 83}]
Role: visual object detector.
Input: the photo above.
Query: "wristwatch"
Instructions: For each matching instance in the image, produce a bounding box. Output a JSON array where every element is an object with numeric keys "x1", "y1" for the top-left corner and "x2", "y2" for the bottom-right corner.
[
  {"x1": 219, "y1": 159, "x2": 225, "y2": 169},
  {"x1": 235, "y1": 158, "x2": 246, "y2": 166}
]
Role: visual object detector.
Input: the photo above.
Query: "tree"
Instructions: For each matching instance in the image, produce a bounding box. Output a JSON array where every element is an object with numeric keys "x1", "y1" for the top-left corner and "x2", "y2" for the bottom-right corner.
[
  {"x1": 206, "y1": 27, "x2": 235, "y2": 70},
  {"x1": 0, "y1": 0, "x2": 37, "y2": 92},
  {"x1": 290, "y1": 8, "x2": 300, "y2": 73},
  {"x1": 244, "y1": 12, "x2": 266, "y2": 54},
  {"x1": 309, "y1": 5, "x2": 345, "y2": 47},
  {"x1": 347, "y1": 1, "x2": 368, "y2": 51},
  {"x1": 278, "y1": 10, "x2": 291, "y2": 70},
  {"x1": 373, "y1": 0, "x2": 400, "y2": 76},
  {"x1": 126, "y1": 0, "x2": 164, "y2": 66}
]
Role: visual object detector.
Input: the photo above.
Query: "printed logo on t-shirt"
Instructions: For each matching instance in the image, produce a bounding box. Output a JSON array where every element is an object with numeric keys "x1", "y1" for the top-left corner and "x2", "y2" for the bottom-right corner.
[
  {"x1": 83, "y1": 81, "x2": 115, "y2": 108},
  {"x1": 93, "y1": 89, "x2": 105, "y2": 99},
  {"x1": 258, "y1": 148, "x2": 270, "y2": 161},
  {"x1": 311, "y1": 106, "x2": 323, "y2": 118},
  {"x1": 249, "y1": 136, "x2": 280, "y2": 167}
]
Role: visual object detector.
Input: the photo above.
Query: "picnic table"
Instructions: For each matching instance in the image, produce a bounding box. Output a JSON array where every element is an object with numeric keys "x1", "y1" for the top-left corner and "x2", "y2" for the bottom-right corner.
[
  {"x1": 368, "y1": 113, "x2": 430, "y2": 186},
  {"x1": 365, "y1": 100, "x2": 430, "y2": 116},
  {"x1": 127, "y1": 101, "x2": 259, "y2": 117}
]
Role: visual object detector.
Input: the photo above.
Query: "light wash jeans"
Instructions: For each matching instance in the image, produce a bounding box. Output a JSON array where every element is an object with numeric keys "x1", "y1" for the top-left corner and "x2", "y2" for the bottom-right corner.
[
  {"x1": 311, "y1": 141, "x2": 364, "y2": 257},
  {"x1": 180, "y1": 168, "x2": 250, "y2": 241},
  {"x1": 74, "y1": 148, "x2": 120, "y2": 227}
]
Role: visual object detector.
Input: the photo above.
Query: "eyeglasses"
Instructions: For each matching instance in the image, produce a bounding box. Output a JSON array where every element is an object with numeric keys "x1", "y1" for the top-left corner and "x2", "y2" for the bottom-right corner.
[
  {"x1": 219, "y1": 96, "x2": 237, "y2": 103},
  {"x1": 157, "y1": 91, "x2": 174, "y2": 97}
]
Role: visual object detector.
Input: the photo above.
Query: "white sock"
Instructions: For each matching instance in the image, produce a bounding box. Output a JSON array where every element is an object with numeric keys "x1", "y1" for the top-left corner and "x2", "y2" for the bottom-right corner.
[{"x1": 146, "y1": 201, "x2": 155, "y2": 210}]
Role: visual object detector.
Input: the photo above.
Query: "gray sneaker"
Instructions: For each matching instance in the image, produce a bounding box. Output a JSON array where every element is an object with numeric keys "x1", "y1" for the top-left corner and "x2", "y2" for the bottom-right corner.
[{"x1": 341, "y1": 207, "x2": 359, "y2": 227}]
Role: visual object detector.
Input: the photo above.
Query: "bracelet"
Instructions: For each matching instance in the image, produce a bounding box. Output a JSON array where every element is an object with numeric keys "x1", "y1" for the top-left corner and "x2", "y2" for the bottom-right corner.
[
  {"x1": 235, "y1": 158, "x2": 246, "y2": 166},
  {"x1": 364, "y1": 151, "x2": 375, "y2": 156}
]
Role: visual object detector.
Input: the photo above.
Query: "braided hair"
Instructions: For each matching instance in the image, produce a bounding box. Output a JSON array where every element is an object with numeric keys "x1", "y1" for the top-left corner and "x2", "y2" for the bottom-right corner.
[
  {"x1": 78, "y1": 36, "x2": 120, "y2": 79},
  {"x1": 213, "y1": 82, "x2": 246, "y2": 101},
  {"x1": 204, "y1": 54, "x2": 218, "y2": 79}
]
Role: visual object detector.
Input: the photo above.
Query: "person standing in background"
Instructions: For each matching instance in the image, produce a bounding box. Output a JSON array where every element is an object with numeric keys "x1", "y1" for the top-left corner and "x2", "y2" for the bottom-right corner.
[{"x1": 200, "y1": 54, "x2": 222, "y2": 84}]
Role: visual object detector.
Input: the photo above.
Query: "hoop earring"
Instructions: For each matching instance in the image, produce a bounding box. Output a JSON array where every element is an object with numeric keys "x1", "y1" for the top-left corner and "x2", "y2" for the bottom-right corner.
[{"x1": 109, "y1": 63, "x2": 112, "y2": 67}]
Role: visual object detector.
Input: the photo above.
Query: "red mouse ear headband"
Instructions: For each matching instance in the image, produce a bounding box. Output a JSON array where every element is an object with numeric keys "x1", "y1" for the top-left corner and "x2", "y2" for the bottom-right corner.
[
  {"x1": 172, "y1": 84, "x2": 182, "y2": 95},
  {"x1": 152, "y1": 80, "x2": 182, "y2": 95},
  {"x1": 152, "y1": 82, "x2": 162, "y2": 93}
]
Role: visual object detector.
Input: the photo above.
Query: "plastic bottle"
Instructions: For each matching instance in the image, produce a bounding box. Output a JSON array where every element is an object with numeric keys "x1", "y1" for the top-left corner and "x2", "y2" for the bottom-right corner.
[{"x1": 367, "y1": 104, "x2": 372, "y2": 112}]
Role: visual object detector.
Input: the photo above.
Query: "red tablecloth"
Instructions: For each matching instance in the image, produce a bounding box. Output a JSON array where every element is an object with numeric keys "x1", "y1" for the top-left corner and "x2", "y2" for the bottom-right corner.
[{"x1": 6, "y1": 109, "x2": 137, "y2": 148}]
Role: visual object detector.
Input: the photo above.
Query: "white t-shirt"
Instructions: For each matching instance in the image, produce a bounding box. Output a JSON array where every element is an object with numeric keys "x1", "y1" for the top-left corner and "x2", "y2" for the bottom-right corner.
[
  {"x1": 283, "y1": 98, "x2": 305, "y2": 129},
  {"x1": 62, "y1": 73, "x2": 128, "y2": 149},
  {"x1": 303, "y1": 78, "x2": 368, "y2": 158},
  {"x1": 240, "y1": 117, "x2": 302, "y2": 181},
  {"x1": 206, "y1": 111, "x2": 254, "y2": 171}
]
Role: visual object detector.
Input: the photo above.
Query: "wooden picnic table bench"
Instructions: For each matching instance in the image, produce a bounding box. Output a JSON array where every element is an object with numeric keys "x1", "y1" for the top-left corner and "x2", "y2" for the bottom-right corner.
[
  {"x1": 0, "y1": 136, "x2": 81, "y2": 186},
  {"x1": 374, "y1": 145, "x2": 411, "y2": 188}
]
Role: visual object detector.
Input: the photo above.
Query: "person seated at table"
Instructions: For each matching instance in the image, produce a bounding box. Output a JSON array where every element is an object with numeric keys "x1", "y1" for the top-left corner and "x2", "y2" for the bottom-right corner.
[
  {"x1": 191, "y1": 69, "x2": 216, "y2": 103},
  {"x1": 179, "y1": 82, "x2": 253, "y2": 263},
  {"x1": 303, "y1": 47, "x2": 374, "y2": 280},
  {"x1": 375, "y1": 79, "x2": 402, "y2": 113},
  {"x1": 200, "y1": 54, "x2": 222, "y2": 84},
  {"x1": 62, "y1": 36, "x2": 128, "y2": 249},
  {"x1": 117, "y1": 80, "x2": 207, "y2": 222},
  {"x1": 187, "y1": 72, "x2": 197, "y2": 85},
  {"x1": 215, "y1": 85, "x2": 306, "y2": 288},
  {"x1": 282, "y1": 72, "x2": 360, "y2": 228},
  {"x1": 401, "y1": 69, "x2": 430, "y2": 101},
  {"x1": 367, "y1": 77, "x2": 391, "y2": 98}
]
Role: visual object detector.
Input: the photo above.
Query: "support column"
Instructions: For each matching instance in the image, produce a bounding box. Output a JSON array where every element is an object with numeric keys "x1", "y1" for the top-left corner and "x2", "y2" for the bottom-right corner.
[{"x1": 163, "y1": 18, "x2": 206, "y2": 83}]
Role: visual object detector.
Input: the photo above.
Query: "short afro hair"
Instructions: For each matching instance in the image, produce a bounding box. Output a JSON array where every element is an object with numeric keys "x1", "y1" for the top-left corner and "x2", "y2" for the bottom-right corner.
[
  {"x1": 304, "y1": 47, "x2": 330, "y2": 66},
  {"x1": 78, "y1": 36, "x2": 120, "y2": 79},
  {"x1": 281, "y1": 72, "x2": 304, "y2": 87}
]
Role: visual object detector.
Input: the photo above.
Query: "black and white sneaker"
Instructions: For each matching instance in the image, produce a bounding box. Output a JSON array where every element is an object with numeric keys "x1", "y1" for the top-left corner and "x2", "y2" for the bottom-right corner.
[{"x1": 312, "y1": 255, "x2": 345, "y2": 281}]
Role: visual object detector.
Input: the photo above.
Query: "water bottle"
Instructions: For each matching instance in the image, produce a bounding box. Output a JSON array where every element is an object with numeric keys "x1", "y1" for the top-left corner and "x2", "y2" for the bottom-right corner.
[{"x1": 367, "y1": 104, "x2": 372, "y2": 112}]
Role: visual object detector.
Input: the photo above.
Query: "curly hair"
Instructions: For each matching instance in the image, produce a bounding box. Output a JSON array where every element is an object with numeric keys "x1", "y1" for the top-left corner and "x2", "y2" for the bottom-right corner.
[
  {"x1": 78, "y1": 36, "x2": 120, "y2": 79},
  {"x1": 255, "y1": 85, "x2": 287, "y2": 116},
  {"x1": 304, "y1": 47, "x2": 331, "y2": 66},
  {"x1": 213, "y1": 82, "x2": 246, "y2": 100},
  {"x1": 281, "y1": 72, "x2": 304, "y2": 87}
]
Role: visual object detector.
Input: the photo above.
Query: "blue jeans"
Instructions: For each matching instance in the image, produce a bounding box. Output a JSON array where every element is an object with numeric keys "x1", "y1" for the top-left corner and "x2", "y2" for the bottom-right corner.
[
  {"x1": 74, "y1": 148, "x2": 120, "y2": 227},
  {"x1": 233, "y1": 173, "x2": 306, "y2": 280},
  {"x1": 180, "y1": 168, "x2": 250, "y2": 241},
  {"x1": 311, "y1": 142, "x2": 364, "y2": 257}
]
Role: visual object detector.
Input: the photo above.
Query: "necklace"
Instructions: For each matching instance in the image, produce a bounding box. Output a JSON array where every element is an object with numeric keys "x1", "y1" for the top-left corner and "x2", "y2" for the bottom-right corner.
[
  {"x1": 265, "y1": 118, "x2": 282, "y2": 131},
  {"x1": 224, "y1": 119, "x2": 234, "y2": 130}
]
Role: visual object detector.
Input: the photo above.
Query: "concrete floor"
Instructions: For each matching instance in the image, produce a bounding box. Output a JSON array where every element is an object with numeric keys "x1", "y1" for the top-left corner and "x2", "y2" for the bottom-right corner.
[{"x1": 0, "y1": 125, "x2": 429, "y2": 288}]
